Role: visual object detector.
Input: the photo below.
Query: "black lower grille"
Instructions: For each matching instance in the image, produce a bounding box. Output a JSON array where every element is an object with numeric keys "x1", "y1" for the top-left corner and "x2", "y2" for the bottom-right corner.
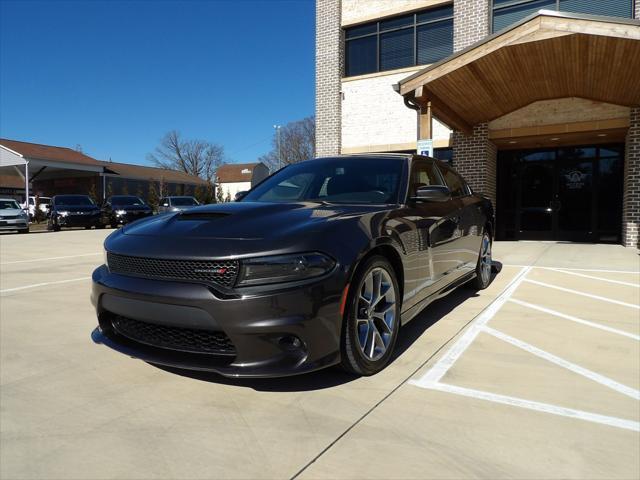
[
  {"x1": 111, "y1": 315, "x2": 236, "y2": 355},
  {"x1": 107, "y1": 252, "x2": 239, "y2": 287}
]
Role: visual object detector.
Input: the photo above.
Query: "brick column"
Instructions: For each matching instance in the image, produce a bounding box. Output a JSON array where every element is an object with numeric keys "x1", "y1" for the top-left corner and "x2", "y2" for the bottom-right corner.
[
  {"x1": 454, "y1": 0, "x2": 490, "y2": 51},
  {"x1": 622, "y1": 107, "x2": 640, "y2": 248},
  {"x1": 315, "y1": 0, "x2": 342, "y2": 157},
  {"x1": 451, "y1": 1, "x2": 496, "y2": 208},
  {"x1": 452, "y1": 124, "x2": 497, "y2": 208}
]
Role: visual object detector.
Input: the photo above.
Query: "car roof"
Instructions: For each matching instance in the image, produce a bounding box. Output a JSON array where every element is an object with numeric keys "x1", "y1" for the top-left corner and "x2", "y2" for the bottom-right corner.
[{"x1": 0, "y1": 198, "x2": 19, "y2": 201}]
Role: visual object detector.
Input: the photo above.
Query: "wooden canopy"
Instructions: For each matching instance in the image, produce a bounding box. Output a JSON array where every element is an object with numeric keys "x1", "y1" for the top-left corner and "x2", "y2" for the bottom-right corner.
[{"x1": 398, "y1": 11, "x2": 640, "y2": 134}]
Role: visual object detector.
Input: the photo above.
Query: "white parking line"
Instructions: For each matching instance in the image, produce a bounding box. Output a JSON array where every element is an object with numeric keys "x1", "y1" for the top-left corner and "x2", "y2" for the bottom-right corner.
[
  {"x1": 483, "y1": 326, "x2": 640, "y2": 400},
  {"x1": 509, "y1": 298, "x2": 640, "y2": 341},
  {"x1": 0, "y1": 276, "x2": 91, "y2": 294},
  {"x1": 503, "y1": 265, "x2": 640, "y2": 274},
  {"x1": 547, "y1": 268, "x2": 640, "y2": 288},
  {"x1": 524, "y1": 279, "x2": 640, "y2": 310},
  {"x1": 412, "y1": 266, "x2": 532, "y2": 386},
  {"x1": 0, "y1": 253, "x2": 101, "y2": 265},
  {"x1": 426, "y1": 382, "x2": 640, "y2": 432}
]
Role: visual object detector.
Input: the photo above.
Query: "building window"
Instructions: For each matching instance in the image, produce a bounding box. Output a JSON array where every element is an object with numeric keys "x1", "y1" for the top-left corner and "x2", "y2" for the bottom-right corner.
[
  {"x1": 492, "y1": 0, "x2": 634, "y2": 32},
  {"x1": 344, "y1": 4, "x2": 453, "y2": 77}
]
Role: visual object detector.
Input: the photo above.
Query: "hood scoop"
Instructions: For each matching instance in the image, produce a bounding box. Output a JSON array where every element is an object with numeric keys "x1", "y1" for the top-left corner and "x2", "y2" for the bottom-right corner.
[{"x1": 177, "y1": 211, "x2": 231, "y2": 221}]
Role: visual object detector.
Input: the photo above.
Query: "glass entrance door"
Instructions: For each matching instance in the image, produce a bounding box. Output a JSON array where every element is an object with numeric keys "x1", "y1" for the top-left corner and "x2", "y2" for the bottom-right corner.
[{"x1": 496, "y1": 145, "x2": 624, "y2": 243}]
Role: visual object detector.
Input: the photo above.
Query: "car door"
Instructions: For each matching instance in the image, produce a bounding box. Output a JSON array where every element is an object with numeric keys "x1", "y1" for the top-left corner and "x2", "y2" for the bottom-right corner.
[
  {"x1": 399, "y1": 158, "x2": 462, "y2": 310},
  {"x1": 437, "y1": 165, "x2": 479, "y2": 272}
]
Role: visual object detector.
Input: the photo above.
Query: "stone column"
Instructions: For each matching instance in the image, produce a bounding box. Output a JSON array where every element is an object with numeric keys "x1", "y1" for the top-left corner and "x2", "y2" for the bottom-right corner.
[
  {"x1": 315, "y1": 0, "x2": 343, "y2": 157},
  {"x1": 622, "y1": 107, "x2": 640, "y2": 248}
]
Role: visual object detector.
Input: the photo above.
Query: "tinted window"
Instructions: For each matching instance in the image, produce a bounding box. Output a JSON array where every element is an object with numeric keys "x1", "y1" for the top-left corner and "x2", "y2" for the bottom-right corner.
[
  {"x1": 243, "y1": 158, "x2": 404, "y2": 205},
  {"x1": 345, "y1": 36, "x2": 377, "y2": 76},
  {"x1": 409, "y1": 161, "x2": 444, "y2": 197},
  {"x1": 170, "y1": 197, "x2": 199, "y2": 206},
  {"x1": 54, "y1": 195, "x2": 94, "y2": 206},
  {"x1": 492, "y1": 0, "x2": 632, "y2": 32},
  {"x1": 380, "y1": 27, "x2": 414, "y2": 70},
  {"x1": 441, "y1": 168, "x2": 466, "y2": 197},
  {"x1": 111, "y1": 196, "x2": 145, "y2": 206},
  {"x1": 344, "y1": 4, "x2": 453, "y2": 77},
  {"x1": 493, "y1": 0, "x2": 555, "y2": 32},
  {"x1": 0, "y1": 199, "x2": 20, "y2": 209},
  {"x1": 417, "y1": 19, "x2": 453, "y2": 65}
]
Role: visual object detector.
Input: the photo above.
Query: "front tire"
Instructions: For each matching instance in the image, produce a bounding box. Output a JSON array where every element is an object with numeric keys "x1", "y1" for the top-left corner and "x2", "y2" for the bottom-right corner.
[
  {"x1": 469, "y1": 231, "x2": 492, "y2": 290},
  {"x1": 340, "y1": 256, "x2": 401, "y2": 376}
]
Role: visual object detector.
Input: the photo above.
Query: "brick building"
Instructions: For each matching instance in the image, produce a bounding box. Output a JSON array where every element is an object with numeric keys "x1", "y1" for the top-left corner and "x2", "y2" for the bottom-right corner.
[{"x1": 316, "y1": 0, "x2": 640, "y2": 247}]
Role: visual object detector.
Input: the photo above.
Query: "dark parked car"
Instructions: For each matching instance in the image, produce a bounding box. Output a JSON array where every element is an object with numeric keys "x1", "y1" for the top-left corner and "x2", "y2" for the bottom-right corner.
[
  {"x1": 48, "y1": 195, "x2": 102, "y2": 231},
  {"x1": 91, "y1": 155, "x2": 494, "y2": 377},
  {"x1": 101, "y1": 195, "x2": 153, "y2": 228},
  {"x1": 157, "y1": 196, "x2": 200, "y2": 214}
]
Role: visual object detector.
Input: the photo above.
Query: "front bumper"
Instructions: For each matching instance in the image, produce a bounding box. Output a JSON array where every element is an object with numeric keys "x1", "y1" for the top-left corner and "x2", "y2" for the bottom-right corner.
[
  {"x1": 113, "y1": 211, "x2": 153, "y2": 225},
  {"x1": 0, "y1": 218, "x2": 28, "y2": 230},
  {"x1": 57, "y1": 213, "x2": 101, "y2": 227},
  {"x1": 91, "y1": 265, "x2": 345, "y2": 377}
]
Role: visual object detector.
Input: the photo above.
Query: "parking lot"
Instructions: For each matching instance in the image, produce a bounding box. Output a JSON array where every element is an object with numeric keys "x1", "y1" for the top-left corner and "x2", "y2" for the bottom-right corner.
[{"x1": 1, "y1": 230, "x2": 638, "y2": 479}]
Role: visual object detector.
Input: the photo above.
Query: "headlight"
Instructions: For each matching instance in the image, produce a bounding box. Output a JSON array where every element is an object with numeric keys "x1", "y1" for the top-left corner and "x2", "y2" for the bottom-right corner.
[
  {"x1": 58, "y1": 210, "x2": 69, "y2": 217},
  {"x1": 236, "y1": 253, "x2": 335, "y2": 286},
  {"x1": 115, "y1": 210, "x2": 126, "y2": 215}
]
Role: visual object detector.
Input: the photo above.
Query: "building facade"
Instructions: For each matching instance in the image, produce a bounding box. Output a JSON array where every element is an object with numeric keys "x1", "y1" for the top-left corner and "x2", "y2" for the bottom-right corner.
[{"x1": 316, "y1": 0, "x2": 640, "y2": 247}]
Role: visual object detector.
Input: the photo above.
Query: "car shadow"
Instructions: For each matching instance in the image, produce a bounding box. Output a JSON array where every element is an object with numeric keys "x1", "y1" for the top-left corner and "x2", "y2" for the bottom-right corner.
[{"x1": 153, "y1": 262, "x2": 503, "y2": 392}]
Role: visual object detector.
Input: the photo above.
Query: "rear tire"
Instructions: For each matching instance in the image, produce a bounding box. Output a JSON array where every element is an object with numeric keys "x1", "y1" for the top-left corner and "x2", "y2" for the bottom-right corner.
[
  {"x1": 469, "y1": 230, "x2": 492, "y2": 290},
  {"x1": 340, "y1": 256, "x2": 401, "y2": 376}
]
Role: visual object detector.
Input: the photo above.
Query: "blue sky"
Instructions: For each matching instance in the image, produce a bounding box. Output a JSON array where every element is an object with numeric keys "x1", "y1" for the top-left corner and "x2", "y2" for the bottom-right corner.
[{"x1": 0, "y1": 0, "x2": 315, "y2": 165}]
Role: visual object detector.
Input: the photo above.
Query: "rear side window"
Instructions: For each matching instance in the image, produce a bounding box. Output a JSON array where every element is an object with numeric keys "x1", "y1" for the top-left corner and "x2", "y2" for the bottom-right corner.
[{"x1": 441, "y1": 168, "x2": 466, "y2": 197}]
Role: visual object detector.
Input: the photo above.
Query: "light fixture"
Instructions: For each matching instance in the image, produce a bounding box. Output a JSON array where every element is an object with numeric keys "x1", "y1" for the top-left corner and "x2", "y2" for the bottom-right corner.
[
  {"x1": 550, "y1": 137, "x2": 560, "y2": 141},
  {"x1": 508, "y1": 140, "x2": 517, "y2": 144},
  {"x1": 597, "y1": 133, "x2": 607, "y2": 137}
]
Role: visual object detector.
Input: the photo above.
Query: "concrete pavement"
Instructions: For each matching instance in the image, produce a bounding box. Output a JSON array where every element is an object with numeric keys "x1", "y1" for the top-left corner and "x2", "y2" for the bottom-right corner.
[{"x1": 1, "y1": 231, "x2": 638, "y2": 479}]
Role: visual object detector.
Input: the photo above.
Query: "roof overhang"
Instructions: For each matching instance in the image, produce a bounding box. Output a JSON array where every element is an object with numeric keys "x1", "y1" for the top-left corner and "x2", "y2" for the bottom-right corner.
[{"x1": 397, "y1": 10, "x2": 640, "y2": 134}]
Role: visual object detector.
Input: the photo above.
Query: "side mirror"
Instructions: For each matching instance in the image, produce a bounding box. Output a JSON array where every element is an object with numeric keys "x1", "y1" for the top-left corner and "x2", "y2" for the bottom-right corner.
[
  {"x1": 411, "y1": 185, "x2": 451, "y2": 202},
  {"x1": 234, "y1": 191, "x2": 248, "y2": 201}
]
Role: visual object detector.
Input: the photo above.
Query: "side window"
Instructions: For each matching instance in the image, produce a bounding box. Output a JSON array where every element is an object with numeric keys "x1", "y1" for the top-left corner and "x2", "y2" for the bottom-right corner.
[
  {"x1": 409, "y1": 161, "x2": 444, "y2": 197},
  {"x1": 159, "y1": 198, "x2": 167, "y2": 206},
  {"x1": 441, "y1": 168, "x2": 465, "y2": 197}
]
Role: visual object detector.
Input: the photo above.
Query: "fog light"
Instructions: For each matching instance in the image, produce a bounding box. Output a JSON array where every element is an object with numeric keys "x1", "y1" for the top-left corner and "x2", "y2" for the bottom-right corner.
[{"x1": 278, "y1": 335, "x2": 303, "y2": 351}]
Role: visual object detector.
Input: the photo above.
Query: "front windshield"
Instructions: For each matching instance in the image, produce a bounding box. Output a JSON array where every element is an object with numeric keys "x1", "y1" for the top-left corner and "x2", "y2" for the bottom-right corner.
[
  {"x1": 171, "y1": 197, "x2": 198, "y2": 206},
  {"x1": 0, "y1": 199, "x2": 20, "y2": 210},
  {"x1": 55, "y1": 195, "x2": 95, "y2": 206},
  {"x1": 242, "y1": 158, "x2": 404, "y2": 204},
  {"x1": 111, "y1": 196, "x2": 145, "y2": 206}
]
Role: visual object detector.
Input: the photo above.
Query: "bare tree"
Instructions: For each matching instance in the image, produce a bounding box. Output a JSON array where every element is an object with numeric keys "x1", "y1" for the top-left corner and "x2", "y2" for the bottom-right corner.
[
  {"x1": 147, "y1": 130, "x2": 225, "y2": 182},
  {"x1": 259, "y1": 116, "x2": 315, "y2": 171}
]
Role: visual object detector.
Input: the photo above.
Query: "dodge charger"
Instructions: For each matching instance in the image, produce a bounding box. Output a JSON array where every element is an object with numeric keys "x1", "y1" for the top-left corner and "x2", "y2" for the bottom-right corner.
[{"x1": 91, "y1": 155, "x2": 494, "y2": 377}]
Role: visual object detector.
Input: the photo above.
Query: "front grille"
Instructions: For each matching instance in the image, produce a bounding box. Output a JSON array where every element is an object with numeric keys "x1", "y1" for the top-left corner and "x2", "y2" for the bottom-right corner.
[
  {"x1": 111, "y1": 315, "x2": 236, "y2": 355},
  {"x1": 0, "y1": 215, "x2": 20, "y2": 220},
  {"x1": 107, "y1": 252, "x2": 239, "y2": 287}
]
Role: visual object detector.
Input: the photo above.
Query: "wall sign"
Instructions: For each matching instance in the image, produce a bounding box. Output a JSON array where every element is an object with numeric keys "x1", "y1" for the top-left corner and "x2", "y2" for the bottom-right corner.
[{"x1": 417, "y1": 139, "x2": 433, "y2": 157}]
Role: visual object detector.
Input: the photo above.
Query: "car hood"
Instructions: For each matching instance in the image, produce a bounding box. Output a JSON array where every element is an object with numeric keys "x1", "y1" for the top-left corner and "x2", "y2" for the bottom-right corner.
[
  {"x1": 55, "y1": 205, "x2": 99, "y2": 212},
  {"x1": 122, "y1": 202, "x2": 379, "y2": 240},
  {"x1": 0, "y1": 208, "x2": 24, "y2": 217}
]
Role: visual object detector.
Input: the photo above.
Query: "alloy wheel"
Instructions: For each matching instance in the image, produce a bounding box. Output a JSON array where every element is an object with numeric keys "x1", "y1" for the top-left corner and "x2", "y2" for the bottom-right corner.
[
  {"x1": 355, "y1": 267, "x2": 397, "y2": 361},
  {"x1": 480, "y1": 234, "x2": 492, "y2": 285}
]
